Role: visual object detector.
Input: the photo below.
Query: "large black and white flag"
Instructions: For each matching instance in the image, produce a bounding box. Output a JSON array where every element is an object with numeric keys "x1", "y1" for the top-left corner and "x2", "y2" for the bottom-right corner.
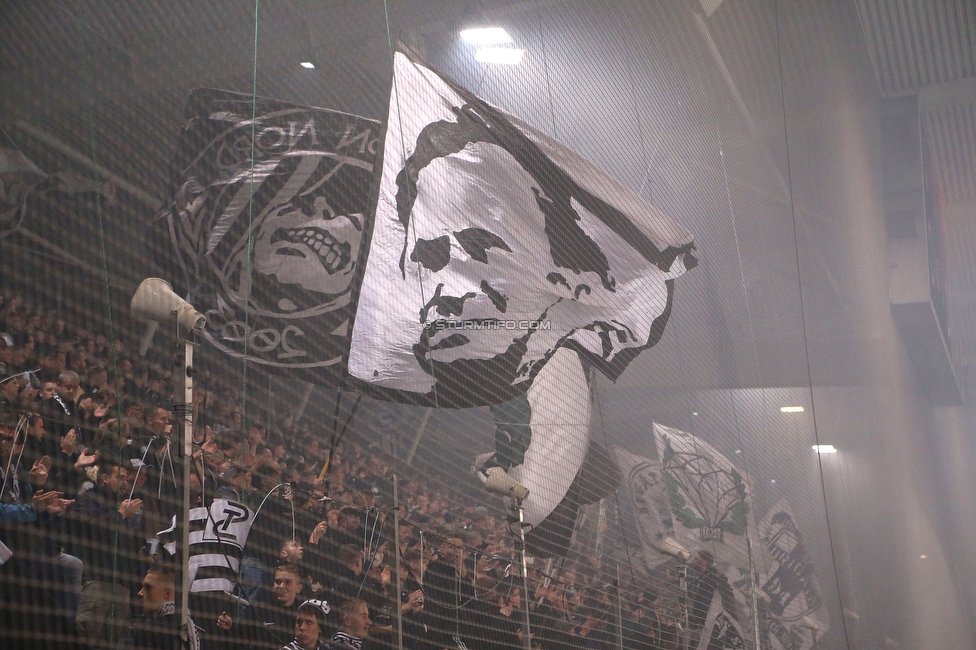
[
  {"x1": 757, "y1": 499, "x2": 828, "y2": 650},
  {"x1": 154, "y1": 88, "x2": 380, "y2": 387},
  {"x1": 160, "y1": 498, "x2": 256, "y2": 594},
  {"x1": 347, "y1": 50, "x2": 696, "y2": 408}
]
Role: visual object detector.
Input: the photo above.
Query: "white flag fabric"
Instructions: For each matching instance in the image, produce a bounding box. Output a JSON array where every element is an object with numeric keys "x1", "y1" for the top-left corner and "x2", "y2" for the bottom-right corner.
[
  {"x1": 613, "y1": 446, "x2": 671, "y2": 572},
  {"x1": 653, "y1": 422, "x2": 761, "y2": 645},
  {"x1": 757, "y1": 499, "x2": 829, "y2": 649},
  {"x1": 188, "y1": 498, "x2": 255, "y2": 593},
  {"x1": 156, "y1": 498, "x2": 256, "y2": 594},
  {"x1": 348, "y1": 50, "x2": 696, "y2": 408}
]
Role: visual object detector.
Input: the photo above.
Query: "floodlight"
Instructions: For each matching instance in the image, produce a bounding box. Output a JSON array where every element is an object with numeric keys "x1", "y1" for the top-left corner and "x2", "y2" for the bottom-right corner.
[
  {"x1": 460, "y1": 27, "x2": 513, "y2": 45},
  {"x1": 475, "y1": 48, "x2": 525, "y2": 65}
]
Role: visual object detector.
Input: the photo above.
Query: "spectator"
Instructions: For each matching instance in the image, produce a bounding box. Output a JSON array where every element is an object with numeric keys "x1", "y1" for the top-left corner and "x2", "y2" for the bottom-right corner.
[
  {"x1": 280, "y1": 598, "x2": 333, "y2": 650},
  {"x1": 240, "y1": 563, "x2": 308, "y2": 649},
  {"x1": 330, "y1": 597, "x2": 371, "y2": 650},
  {"x1": 58, "y1": 370, "x2": 83, "y2": 405},
  {"x1": 0, "y1": 372, "x2": 22, "y2": 410},
  {"x1": 280, "y1": 538, "x2": 306, "y2": 566},
  {"x1": 424, "y1": 536, "x2": 471, "y2": 649},
  {"x1": 399, "y1": 548, "x2": 430, "y2": 650},
  {"x1": 126, "y1": 564, "x2": 181, "y2": 650},
  {"x1": 67, "y1": 457, "x2": 144, "y2": 650},
  {"x1": 687, "y1": 550, "x2": 736, "y2": 647},
  {"x1": 330, "y1": 544, "x2": 364, "y2": 602},
  {"x1": 242, "y1": 464, "x2": 291, "y2": 604},
  {"x1": 20, "y1": 413, "x2": 54, "y2": 469}
]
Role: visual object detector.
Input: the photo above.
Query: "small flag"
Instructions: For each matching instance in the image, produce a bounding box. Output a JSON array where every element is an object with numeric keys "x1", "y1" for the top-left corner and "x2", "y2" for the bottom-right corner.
[{"x1": 158, "y1": 498, "x2": 255, "y2": 594}]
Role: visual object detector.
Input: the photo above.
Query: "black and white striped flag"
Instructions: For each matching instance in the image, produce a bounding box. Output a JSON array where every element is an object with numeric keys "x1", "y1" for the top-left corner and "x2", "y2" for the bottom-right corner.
[{"x1": 159, "y1": 498, "x2": 255, "y2": 594}]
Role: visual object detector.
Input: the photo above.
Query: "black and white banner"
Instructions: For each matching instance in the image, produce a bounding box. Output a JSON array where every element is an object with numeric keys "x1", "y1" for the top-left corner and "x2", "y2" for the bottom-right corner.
[
  {"x1": 757, "y1": 499, "x2": 828, "y2": 650},
  {"x1": 613, "y1": 446, "x2": 671, "y2": 572},
  {"x1": 154, "y1": 88, "x2": 380, "y2": 387},
  {"x1": 348, "y1": 50, "x2": 696, "y2": 407},
  {"x1": 156, "y1": 63, "x2": 695, "y2": 411},
  {"x1": 159, "y1": 498, "x2": 255, "y2": 594}
]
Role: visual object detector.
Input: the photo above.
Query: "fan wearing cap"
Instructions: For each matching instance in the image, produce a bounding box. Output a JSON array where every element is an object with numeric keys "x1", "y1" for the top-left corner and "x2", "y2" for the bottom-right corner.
[{"x1": 280, "y1": 599, "x2": 332, "y2": 650}]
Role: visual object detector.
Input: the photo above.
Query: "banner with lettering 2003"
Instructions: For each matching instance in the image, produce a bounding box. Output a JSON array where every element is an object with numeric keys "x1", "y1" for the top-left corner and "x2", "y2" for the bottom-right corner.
[{"x1": 153, "y1": 88, "x2": 380, "y2": 385}]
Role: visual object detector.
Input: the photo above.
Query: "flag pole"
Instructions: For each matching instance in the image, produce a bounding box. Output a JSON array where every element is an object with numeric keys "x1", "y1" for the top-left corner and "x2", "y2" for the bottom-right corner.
[
  {"x1": 614, "y1": 556, "x2": 624, "y2": 650},
  {"x1": 512, "y1": 496, "x2": 532, "y2": 650},
  {"x1": 173, "y1": 336, "x2": 195, "y2": 645},
  {"x1": 393, "y1": 474, "x2": 404, "y2": 650},
  {"x1": 746, "y1": 535, "x2": 761, "y2": 650}
]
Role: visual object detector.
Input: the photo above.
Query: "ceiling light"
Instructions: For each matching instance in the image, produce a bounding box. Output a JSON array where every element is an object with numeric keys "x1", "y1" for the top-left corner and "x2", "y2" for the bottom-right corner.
[
  {"x1": 475, "y1": 48, "x2": 525, "y2": 65},
  {"x1": 812, "y1": 445, "x2": 837, "y2": 454},
  {"x1": 300, "y1": 61, "x2": 315, "y2": 69},
  {"x1": 919, "y1": 554, "x2": 927, "y2": 559},
  {"x1": 460, "y1": 27, "x2": 513, "y2": 45},
  {"x1": 780, "y1": 406, "x2": 804, "y2": 413}
]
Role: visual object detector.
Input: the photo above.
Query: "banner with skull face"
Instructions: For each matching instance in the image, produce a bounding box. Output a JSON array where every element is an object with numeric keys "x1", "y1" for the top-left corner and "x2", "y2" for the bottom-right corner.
[
  {"x1": 154, "y1": 88, "x2": 380, "y2": 387},
  {"x1": 347, "y1": 51, "x2": 697, "y2": 407}
]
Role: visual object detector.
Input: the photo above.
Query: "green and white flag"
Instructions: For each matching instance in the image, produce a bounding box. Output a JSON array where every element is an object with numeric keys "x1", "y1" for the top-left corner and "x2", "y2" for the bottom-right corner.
[{"x1": 653, "y1": 422, "x2": 761, "y2": 646}]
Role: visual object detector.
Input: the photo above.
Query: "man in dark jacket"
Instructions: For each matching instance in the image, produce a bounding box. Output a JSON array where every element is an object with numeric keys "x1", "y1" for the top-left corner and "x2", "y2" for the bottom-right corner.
[
  {"x1": 687, "y1": 550, "x2": 736, "y2": 647},
  {"x1": 126, "y1": 564, "x2": 182, "y2": 650},
  {"x1": 67, "y1": 457, "x2": 145, "y2": 649}
]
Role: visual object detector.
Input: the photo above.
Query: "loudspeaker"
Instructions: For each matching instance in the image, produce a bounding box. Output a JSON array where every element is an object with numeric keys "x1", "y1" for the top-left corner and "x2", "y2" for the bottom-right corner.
[
  {"x1": 131, "y1": 278, "x2": 205, "y2": 340},
  {"x1": 484, "y1": 467, "x2": 529, "y2": 501},
  {"x1": 660, "y1": 536, "x2": 691, "y2": 561}
]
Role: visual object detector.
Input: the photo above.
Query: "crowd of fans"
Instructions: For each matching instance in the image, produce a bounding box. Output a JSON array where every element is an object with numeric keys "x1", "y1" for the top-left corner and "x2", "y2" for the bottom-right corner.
[{"x1": 0, "y1": 291, "x2": 714, "y2": 650}]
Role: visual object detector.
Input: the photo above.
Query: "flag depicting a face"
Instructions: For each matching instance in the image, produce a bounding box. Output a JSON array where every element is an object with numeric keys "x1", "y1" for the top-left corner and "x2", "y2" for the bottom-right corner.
[{"x1": 348, "y1": 52, "x2": 696, "y2": 407}]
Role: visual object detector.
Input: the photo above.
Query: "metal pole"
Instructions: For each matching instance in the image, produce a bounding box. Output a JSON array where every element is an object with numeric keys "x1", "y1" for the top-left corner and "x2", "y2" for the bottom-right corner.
[
  {"x1": 418, "y1": 531, "x2": 425, "y2": 586},
  {"x1": 678, "y1": 562, "x2": 689, "y2": 650},
  {"x1": 614, "y1": 557, "x2": 624, "y2": 650},
  {"x1": 293, "y1": 382, "x2": 315, "y2": 423},
  {"x1": 174, "y1": 338, "x2": 194, "y2": 642},
  {"x1": 393, "y1": 474, "x2": 404, "y2": 650},
  {"x1": 514, "y1": 498, "x2": 532, "y2": 650},
  {"x1": 405, "y1": 408, "x2": 432, "y2": 466},
  {"x1": 747, "y1": 536, "x2": 761, "y2": 650}
]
